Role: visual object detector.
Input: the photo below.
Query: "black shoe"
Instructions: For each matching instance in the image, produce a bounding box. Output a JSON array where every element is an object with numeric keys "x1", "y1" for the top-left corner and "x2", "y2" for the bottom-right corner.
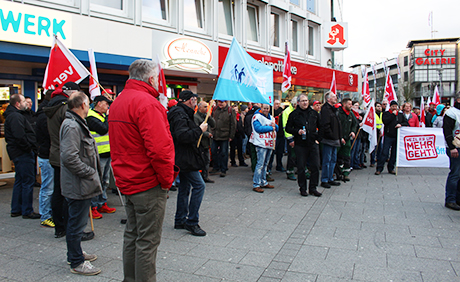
[
  {"x1": 10, "y1": 212, "x2": 21, "y2": 217},
  {"x1": 209, "y1": 170, "x2": 220, "y2": 175},
  {"x1": 174, "y1": 223, "x2": 185, "y2": 229},
  {"x1": 184, "y1": 224, "x2": 206, "y2": 236},
  {"x1": 55, "y1": 231, "x2": 66, "y2": 238},
  {"x1": 169, "y1": 186, "x2": 177, "y2": 191},
  {"x1": 204, "y1": 178, "x2": 215, "y2": 183},
  {"x1": 81, "y1": 231, "x2": 94, "y2": 241},
  {"x1": 375, "y1": 171, "x2": 381, "y2": 175},
  {"x1": 22, "y1": 212, "x2": 40, "y2": 219},
  {"x1": 220, "y1": 172, "x2": 226, "y2": 177},
  {"x1": 320, "y1": 182, "x2": 331, "y2": 188},
  {"x1": 353, "y1": 166, "x2": 362, "y2": 170},
  {"x1": 111, "y1": 188, "x2": 119, "y2": 195},
  {"x1": 231, "y1": 163, "x2": 238, "y2": 167},
  {"x1": 445, "y1": 202, "x2": 460, "y2": 211},
  {"x1": 389, "y1": 170, "x2": 396, "y2": 175},
  {"x1": 309, "y1": 190, "x2": 322, "y2": 197},
  {"x1": 300, "y1": 191, "x2": 308, "y2": 197},
  {"x1": 239, "y1": 163, "x2": 248, "y2": 167},
  {"x1": 328, "y1": 181, "x2": 341, "y2": 186}
]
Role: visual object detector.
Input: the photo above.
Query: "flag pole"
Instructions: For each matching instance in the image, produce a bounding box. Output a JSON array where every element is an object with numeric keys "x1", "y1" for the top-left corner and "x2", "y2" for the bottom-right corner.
[
  {"x1": 197, "y1": 100, "x2": 215, "y2": 148},
  {"x1": 350, "y1": 128, "x2": 361, "y2": 151},
  {"x1": 88, "y1": 72, "x2": 113, "y2": 101}
]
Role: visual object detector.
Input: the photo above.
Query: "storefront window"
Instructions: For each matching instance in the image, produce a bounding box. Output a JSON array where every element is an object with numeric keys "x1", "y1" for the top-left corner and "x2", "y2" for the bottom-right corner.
[
  {"x1": 247, "y1": 5, "x2": 259, "y2": 42},
  {"x1": 143, "y1": 0, "x2": 168, "y2": 21},
  {"x1": 184, "y1": 0, "x2": 204, "y2": 29},
  {"x1": 218, "y1": 0, "x2": 234, "y2": 36}
]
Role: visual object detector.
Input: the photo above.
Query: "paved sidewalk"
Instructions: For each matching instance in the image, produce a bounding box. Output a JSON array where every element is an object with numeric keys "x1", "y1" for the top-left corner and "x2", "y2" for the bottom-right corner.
[{"x1": 0, "y1": 164, "x2": 458, "y2": 281}]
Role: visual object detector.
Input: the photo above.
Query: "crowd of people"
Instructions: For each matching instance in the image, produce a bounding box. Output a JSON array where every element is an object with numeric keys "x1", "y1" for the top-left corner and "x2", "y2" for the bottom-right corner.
[{"x1": 5, "y1": 57, "x2": 460, "y2": 280}]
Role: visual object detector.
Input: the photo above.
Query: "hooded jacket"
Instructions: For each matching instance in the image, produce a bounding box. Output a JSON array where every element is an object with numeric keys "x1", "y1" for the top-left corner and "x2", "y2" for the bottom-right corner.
[
  {"x1": 285, "y1": 105, "x2": 321, "y2": 147},
  {"x1": 168, "y1": 102, "x2": 204, "y2": 171},
  {"x1": 35, "y1": 99, "x2": 51, "y2": 159},
  {"x1": 44, "y1": 94, "x2": 68, "y2": 166},
  {"x1": 109, "y1": 79, "x2": 175, "y2": 193},
  {"x1": 4, "y1": 104, "x2": 37, "y2": 160},
  {"x1": 60, "y1": 110, "x2": 102, "y2": 200}
]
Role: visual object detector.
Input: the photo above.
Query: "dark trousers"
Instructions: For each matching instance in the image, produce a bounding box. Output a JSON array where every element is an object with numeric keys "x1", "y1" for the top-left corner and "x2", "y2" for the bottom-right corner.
[
  {"x1": 295, "y1": 144, "x2": 320, "y2": 192},
  {"x1": 211, "y1": 139, "x2": 229, "y2": 173},
  {"x1": 52, "y1": 165, "x2": 68, "y2": 235},
  {"x1": 249, "y1": 143, "x2": 257, "y2": 172},
  {"x1": 124, "y1": 186, "x2": 167, "y2": 282},
  {"x1": 377, "y1": 136, "x2": 397, "y2": 173},
  {"x1": 275, "y1": 135, "x2": 285, "y2": 170},
  {"x1": 286, "y1": 143, "x2": 297, "y2": 173},
  {"x1": 66, "y1": 197, "x2": 91, "y2": 268},
  {"x1": 175, "y1": 171, "x2": 206, "y2": 226},
  {"x1": 371, "y1": 137, "x2": 383, "y2": 165},
  {"x1": 11, "y1": 152, "x2": 35, "y2": 215},
  {"x1": 230, "y1": 135, "x2": 244, "y2": 165}
]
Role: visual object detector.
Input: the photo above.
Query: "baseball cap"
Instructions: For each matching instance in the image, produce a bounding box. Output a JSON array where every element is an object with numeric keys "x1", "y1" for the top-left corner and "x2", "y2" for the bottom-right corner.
[
  {"x1": 93, "y1": 95, "x2": 112, "y2": 104},
  {"x1": 62, "y1": 82, "x2": 80, "y2": 91},
  {"x1": 312, "y1": 101, "x2": 321, "y2": 106},
  {"x1": 168, "y1": 99, "x2": 178, "y2": 109},
  {"x1": 178, "y1": 90, "x2": 198, "y2": 102},
  {"x1": 104, "y1": 89, "x2": 115, "y2": 95}
]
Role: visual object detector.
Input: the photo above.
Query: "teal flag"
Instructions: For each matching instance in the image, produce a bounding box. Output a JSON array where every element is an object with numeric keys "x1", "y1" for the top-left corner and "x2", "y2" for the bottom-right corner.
[{"x1": 213, "y1": 38, "x2": 274, "y2": 105}]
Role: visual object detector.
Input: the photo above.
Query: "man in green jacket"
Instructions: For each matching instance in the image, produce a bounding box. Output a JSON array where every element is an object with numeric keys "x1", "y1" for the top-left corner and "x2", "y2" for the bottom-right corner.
[{"x1": 336, "y1": 98, "x2": 358, "y2": 181}]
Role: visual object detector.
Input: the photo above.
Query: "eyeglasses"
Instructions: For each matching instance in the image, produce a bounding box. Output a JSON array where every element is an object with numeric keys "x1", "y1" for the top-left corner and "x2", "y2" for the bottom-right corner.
[{"x1": 299, "y1": 100, "x2": 308, "y2": 102}]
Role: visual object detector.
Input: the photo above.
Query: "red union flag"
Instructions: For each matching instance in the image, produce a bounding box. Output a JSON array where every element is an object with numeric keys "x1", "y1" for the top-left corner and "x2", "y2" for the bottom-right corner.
[
  {"x1": 361, "y1": 99, "x2": 377, "y2": 152},
  {"x1": 88, "y1": 49, "x2": 101, "y2": 100},
  {"x1": 157, "y1": 55, "x2": 168, "y2": 109},
  {"x1": 384, "y1": 71, "x2": 396, "y2": 110},
  {"x1": 362, "y1": 68, "x2": 370, "y2": 105},
  {"x1": 281, "y1": 42, "x2": 291, "y2": 93},
  {"x1": 433, "y1": 85, "x2": 441, "y2": 105},
  {"x1": 43, "y1": 36, "x2": 90, "y2": 90},
  {"x1": 329, "y1": 71, "x2": 337, "y2": 95}
]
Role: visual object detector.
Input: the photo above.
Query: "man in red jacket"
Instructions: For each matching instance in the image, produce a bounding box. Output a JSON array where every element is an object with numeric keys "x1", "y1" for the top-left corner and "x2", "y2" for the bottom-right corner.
[{"x1": 109, "y1": 59, "x2": 175, "y2": 282}]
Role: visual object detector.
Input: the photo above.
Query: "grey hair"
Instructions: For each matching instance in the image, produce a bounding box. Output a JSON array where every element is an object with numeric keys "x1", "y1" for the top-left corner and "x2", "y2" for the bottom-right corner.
[
  {"x1": 290, "y1": 96, "x2": 298, "y2": 105},
  {"x1": 128, "y1": 59, "x2": 158, "y2": 83},
  {"x1": 68, "y1": 91, "x2": 88, "y2": 110},
  {"x1": 324, "y1": 91, "x2": 334, "y2": 102},
  {"x1": 298, "y1": 93, "x2": 308, "y2": 101}
]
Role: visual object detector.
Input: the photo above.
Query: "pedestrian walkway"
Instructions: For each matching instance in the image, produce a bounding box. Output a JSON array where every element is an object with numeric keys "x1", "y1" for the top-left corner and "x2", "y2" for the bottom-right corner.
[{"x1": 0, "y1": 165, "x2": 458, "y2": 281}]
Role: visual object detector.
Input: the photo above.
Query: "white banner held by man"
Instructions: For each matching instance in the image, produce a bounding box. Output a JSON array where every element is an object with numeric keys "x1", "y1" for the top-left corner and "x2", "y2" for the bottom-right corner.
[{"x1": 396, "y1": 127, "x2": 449, "y2": 168}]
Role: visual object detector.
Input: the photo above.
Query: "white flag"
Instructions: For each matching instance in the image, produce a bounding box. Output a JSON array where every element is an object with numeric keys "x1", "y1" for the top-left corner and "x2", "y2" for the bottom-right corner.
[
  {"x1": 362, "y1": 99, "x2": 377, "y2": 152},
  {"x1": 88, "y1": 49, "x2": 101, "y2": 100}
]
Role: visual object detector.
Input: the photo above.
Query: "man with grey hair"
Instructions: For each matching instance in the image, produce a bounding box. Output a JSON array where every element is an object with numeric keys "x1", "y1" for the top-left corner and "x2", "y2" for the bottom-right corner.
[
  {"x1": 109, "y1": 59, "x2": 175, "y2": 281},
  {"x1": 60, "y1": 91, "x2": 102, "y2": 275}
]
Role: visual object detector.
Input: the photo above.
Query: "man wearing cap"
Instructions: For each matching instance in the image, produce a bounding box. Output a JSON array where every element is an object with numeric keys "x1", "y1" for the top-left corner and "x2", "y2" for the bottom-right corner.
[
  {"x1": 312, "y1": 100, "x2": 321, "y2": 112},
  {"x1": 86, "y1": 95, "x2": 116, "y2": 219},
  {"x1": 168, "y1": 90, "x2": 208, "y2": 236},
  {"x1": 375, "y1": 100, "x2": 402, "y2": 175},
  {"x1": 194, "y1": 101, "x2": 216, "y2": 183}
]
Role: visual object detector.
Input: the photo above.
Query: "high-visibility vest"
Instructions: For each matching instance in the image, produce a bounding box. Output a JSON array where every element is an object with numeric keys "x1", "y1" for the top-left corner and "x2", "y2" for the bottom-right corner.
[
  {"x1": 87, "y1": 109, "x2": 110, "y2": 154},
  {"x1": 375, "y1": 112, "x2": 383, "y2": 129}
]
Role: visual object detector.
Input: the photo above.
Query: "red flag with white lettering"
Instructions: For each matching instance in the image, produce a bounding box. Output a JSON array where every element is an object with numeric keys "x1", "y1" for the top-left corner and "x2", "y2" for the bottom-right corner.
[
  {"x1": 43, "y1": 36, "x2": 90, "y2": 90},
  {"x1": 420, "y1": 97, "x2": 426, "y2": 127},
  {"x1": 157, "y1": 55, "x2": 168, "y2": 109},
  {"x1": 362, "y1": 99, "x2": 377, "y2": 151},
  {"x1": 330, "y1": 71, "x2": 337, "y2": 95},
  {"x1": 433, "y1": 85, "x2": 441, "y2": 105},
  {"x1": 281, "y1": 42, "x2": 291, "y2": 93},
  {"x1": 362, "y1": 68, "x2": 371, "y2": 106},
  {"x1": 384, "y1": 71, "x2": 396, "y2": 111}
]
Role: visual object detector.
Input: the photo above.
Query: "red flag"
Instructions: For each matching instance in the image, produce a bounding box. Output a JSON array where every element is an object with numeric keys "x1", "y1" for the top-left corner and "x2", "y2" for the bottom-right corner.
[
  {"x1": 43, "y1": 36, "x2": 90, "y2": 90},
  {"x1": 157, "y1": 55, "x2": 168, "y2": 109},
  {"x1": 330, "y1": 71, "x2": 337, "y2": 95},
  {"x1": 88, "y1": 49, "x2": 101, "y2": 100},
  {"x1": 362, "y1": 68, "x2": 371, "y2": 106},
  {"x1": 362, "y1": 99, "x2": 377, "y2": 150},
  {"x1": 420, "y1": 97, "x2": 426, "y2": 127},
  {"x1": 384, "y1": 71, "x2": 396, "y2": 110},
  {"x1": 281, "y1": 42, "x2": 291, "y2": 93},
  {"x1": 433, "y1": 85, "x2": 441, "y2": 105}
]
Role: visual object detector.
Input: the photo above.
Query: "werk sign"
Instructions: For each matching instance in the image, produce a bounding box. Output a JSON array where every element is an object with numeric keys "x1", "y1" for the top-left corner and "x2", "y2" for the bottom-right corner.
[
  {"x1": 213, "y1": 38, "x2": 273, "y2": 105},
  {"x1": 396, "y1": 127, "x2": 448, "y2": 168}
]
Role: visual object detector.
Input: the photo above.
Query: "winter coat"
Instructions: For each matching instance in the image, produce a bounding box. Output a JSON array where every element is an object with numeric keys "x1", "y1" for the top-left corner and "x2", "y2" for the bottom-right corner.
[
  {"x1": 4, "y1": 104, "x2": 37, "y2": 160},
  {"x1": 60, "y1": 111, "x2": 102, "y2": 200},
  {"x1": 244, "y1": 106, "x2": 259, "y2": 137},
  {"x1": 35, "y1": 100, "x2": 51, "y2": 159},
  {"x1": 337, "y1": 107, "x2": 358, "y2": 141},
  {"x1": 109, "y1": 79, "x2": 175, "y2": 193},
  {"x1": 168, "y1": 102, "x2": 205, "y2": 171},
  {"x1": 212, "y1": 105, "x2": 236, "y2": 140},
  {"x1": 44, "y1": 94, "x2": 68, "y2": 167},
  {"x1": 382, "y1": 110, "x2": 404, "y2": 138},
  {"x1": 194, "y1": 110, "x2": 216, "y2": 149},
  {"x1": 319, "y1": 102, "x2": 342, "y2": 145},
  {"x1": 285, "y1": 106, "x2": 321, "y2": 147}
]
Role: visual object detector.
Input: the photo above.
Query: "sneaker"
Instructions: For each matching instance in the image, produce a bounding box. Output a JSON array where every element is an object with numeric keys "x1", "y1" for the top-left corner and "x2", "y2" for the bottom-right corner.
[
  {"x1": 184, "y1": 224, "x2": 207, "y2": 236},
  {"x1": 91, "y1": 207, "x2": 103, "y2": 219},
  {"x1": 70, "y1": 260, "x2": 101, "y2": 276},
  {"x1": 68, "y1": 251, "x2": 98, "y2": 264},
  {"x1": 22, "y1": 212, "x2": 40, "y2": 219},
  {"x1": 41, "y1": 218, "x2": 55, "y2": 228},
  {"x1": 261, "y1": 184, "x2": 274, "y2": 189},
  {"x1": 98, "y1": 203, "x2": 116, "y2": 214}
]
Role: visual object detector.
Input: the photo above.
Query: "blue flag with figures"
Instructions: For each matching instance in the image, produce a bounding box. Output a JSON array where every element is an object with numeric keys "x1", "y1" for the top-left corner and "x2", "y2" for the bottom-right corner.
[{"x1": 213, "y1": 38, "x2": 274, "y2": 105}]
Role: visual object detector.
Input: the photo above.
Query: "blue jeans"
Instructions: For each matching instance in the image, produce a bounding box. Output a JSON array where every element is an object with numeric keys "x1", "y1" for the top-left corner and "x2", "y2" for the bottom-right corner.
[
  {"x1": 321, "y1": 144, "x2": 337, "y2": 183},
  {"x1": 351, "y1": 138, "x2": 361, "y2": 168},
  {"x1": 66, "y1": 198, "x2": 91, "y2": 268},
  {"x1": 11, "y1": 152, "x2": 35, "y2": 215},
  {"x1": 445, "y1": 149, "x2": 460, "y2": 204},
  {"x1": 377, "y1": 136, "x2": 397, "y2": 172},
  {"x1": 38, "y1": 157, "x2": 54, "y2": 221},
  {"x1": 253, "y1": 146, "x2": 271, "y2": 188},
  {"x1": 91, "y1": 157, "x2": 111, "y2": 208},
  {"x1": 242, "y1": 135, "x2": 248, "y2": 155},
  {"x1": 175, "y1": 170, "x2": 206, "y2": 226},
  {"x1": 211, "y1": 140, "x2": 229, "y2": 173}
]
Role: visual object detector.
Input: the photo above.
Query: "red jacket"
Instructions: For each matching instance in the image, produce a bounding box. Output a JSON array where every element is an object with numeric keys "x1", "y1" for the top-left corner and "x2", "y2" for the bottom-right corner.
[{"x1": 109, "y1": 79, "x2": 175, "y2": 194}]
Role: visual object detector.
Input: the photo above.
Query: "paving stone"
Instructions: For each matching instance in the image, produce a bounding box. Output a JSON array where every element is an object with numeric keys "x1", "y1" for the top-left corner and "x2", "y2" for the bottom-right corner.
[
  {"x1": 281, "y1": 271, "x2": 317, "y2": 282},
  {"x1": 387, "y1": 253, "x2": 457, "y2": 275},
  {"x1": 194, "y1": 259, "x2": 265, "y2": 281},
  {"x1": 156, "y1": 269, "x2": 220, "y2": 282},
  {"x1": 352, "y1": 265, "x2": 423, "y2": 282},
  {"x1": 239, "y1": 251, "x2": 276, "y2": 268}
]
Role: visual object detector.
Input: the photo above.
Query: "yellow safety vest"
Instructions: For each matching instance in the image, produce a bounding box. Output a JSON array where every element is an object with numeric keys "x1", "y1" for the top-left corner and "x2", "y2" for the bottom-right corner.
[
  {"x1": 87, "y1": 109, "x2": 110, "y2": 154},
  {"x1": 375, "y1": 112, "x2": 383, "y2": 129}
]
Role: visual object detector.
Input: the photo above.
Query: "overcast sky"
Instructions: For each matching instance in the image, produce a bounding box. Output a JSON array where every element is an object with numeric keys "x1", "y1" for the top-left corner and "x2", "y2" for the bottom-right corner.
[{"x1": 342, "y1": 0, "x2": 458, "y2": 71}]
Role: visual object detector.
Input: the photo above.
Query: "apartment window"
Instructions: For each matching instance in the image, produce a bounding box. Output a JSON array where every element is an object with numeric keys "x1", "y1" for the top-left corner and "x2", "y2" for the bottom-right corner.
[
  {"x1": 91, "y1": 0, "x2": 122, "y2": 9},
  {"x1": 143, "y1": 0, "x2": 168, "y2": 21},
  {"x1": 404, "y1": 71, "x2": 408, "y2": 82},
  {"x1": 218, "y1": 0, "x2": 234, "y2": 36},
  {"x1": 308, "y1": 25, "x2": 314, "y2": 56},
  {"x1": 270, "y1": 13, "x2": 280, "y2": 47},
  {"x1": 404, "y1": 56, "x2": 408, "y2": 66},
  {"x1": 184, "y1": 0, "x2": 204, "y2": 29},
  {"x1": 246, "y1": 5, "x2": 259, "y2": 42},
  {"x1": 291, "y1": 20, "x2": 298, "y2": 52},
  {"x1": 307, "y1": 0, "x2": 315, "y2": 13},
  {"x1": 290, "y1": 0, "x2": 300, "y2": 5}
]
